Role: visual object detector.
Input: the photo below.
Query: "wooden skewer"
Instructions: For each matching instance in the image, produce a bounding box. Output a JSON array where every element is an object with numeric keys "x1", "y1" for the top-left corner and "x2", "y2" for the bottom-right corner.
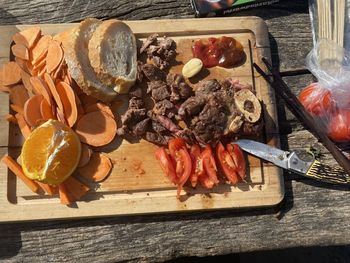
[{"x1": 254, "y1": 58, "x2": 350, "y2": 176}]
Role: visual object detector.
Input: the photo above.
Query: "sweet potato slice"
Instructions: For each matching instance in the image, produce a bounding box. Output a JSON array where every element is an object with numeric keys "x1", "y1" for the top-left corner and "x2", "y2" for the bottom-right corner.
[
  {"x1": 5, "y1": 114, "x2": 17, "y2": 124},
  {"x1": 37, "y1": 182, "x2": 56, "y2": 196},
  {"x1": 15, "y1": 57, "x2": 30, "y2": 73},
  {"x1": 2, "y1": 155, "x2": 40, "y2": 193},
  {"x1": 75, "y1": 111, "x2": 117, "y2": 147},
  {"x1": 20, "y1": 70, "x2": 34, "y2": 94},
  {"x1": 46, "y1": 40, "x2": 63, "y2": 74},
  {"x1": 13, "y1": 26, "x2": 41, "y2": 49},
  {"x1": 29, "y1": 76, "x2": 52, "y2": 105},
  {"x1": 23, "y1": 94, "x2": 44, "y2": 127},
  {"x1": 9, "y1": 85, "x2": 29, "y2": 108},
  {"x1": 40, "y1": 99, "x2": 54, "y2": 120},
  {"x1": 11, "y1": 44, "x2": 29, "y2": 60},
  {"x1": 85, "y1": 102, "x2": 114, "y2": 118},
  {"x1": 78, "y1": 152, "x2": 112, "y2": 182},
  {"x1": 31, "y1": 35, "x2": 51, "y2": 62},
  {"x1": 0, "y1": 62, "x2": 22, "y2": 86},
  {"x1": 78, "y1": 143, "x2": 92, "y2": 168},
  {"x1": 59, "y1": 183, "x2": 75, "y2": 205},
  {"x1": 63, "y1": 176, "x2": 90, "y2": 201},
  {"x1": 44, "y1": 73, "x2": 64, "y2": 112},
  {"x1": 15, "y1": 113, "x2": 31, "y2": 138},
  {"x1": 31, "y1": 48, "x2": 47, "y2": 66},
  {"x1": 56, "y1": 81, "x2": 78, "y2": 127}
]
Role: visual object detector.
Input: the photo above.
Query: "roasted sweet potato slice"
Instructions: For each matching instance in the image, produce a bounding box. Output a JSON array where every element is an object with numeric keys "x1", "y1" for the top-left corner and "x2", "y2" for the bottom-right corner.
[
  {"x1": 75, "y1": 110, "x2": 117, "y2": 147},
  {"x1": 9, "y1": 84, "x2": 29, "y2": 108},
  {"x1": 46, "y1": 40, "x2": 63, "y2": 74},
  {"x1": 23, "y1": 94, "x2": 44, "y2": 127},
  {"x1": 56, "y1": 81, "x2": 78, "y2": 127},
  {"x1": 13, "y1": 26, "x2": 41, "y2": 49},
  {"x1": 15, "y1": 113, "x2": 31, "y2": 138},
  {"x1": 11, "y1": 44, "x2": 29, "y2": 60},
  {"x1": 78, "y1": 143, "x2": 92, "y2": 167},
  {"x1": 0, "y1": 62, "x2": 22, "y2": 86},
  {"x1": 78, "y1": 152, "x2": 112, "y2": 182}
]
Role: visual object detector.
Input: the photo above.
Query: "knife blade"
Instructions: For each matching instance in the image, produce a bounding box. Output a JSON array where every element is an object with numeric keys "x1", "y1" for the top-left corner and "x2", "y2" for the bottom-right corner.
[{"x1": 235, "y1": 139, "x2": 350, "y2": 185}]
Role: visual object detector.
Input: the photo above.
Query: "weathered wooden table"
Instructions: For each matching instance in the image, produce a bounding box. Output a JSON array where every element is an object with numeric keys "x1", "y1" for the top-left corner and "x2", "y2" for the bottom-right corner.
[{"x1": 0, "y1": 1, "x2": 349, "y2": 262}]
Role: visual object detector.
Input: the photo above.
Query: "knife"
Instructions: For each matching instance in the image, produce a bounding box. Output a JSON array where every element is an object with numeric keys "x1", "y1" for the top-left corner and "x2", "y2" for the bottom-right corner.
[{"x1": 235, "y1": 139, "x2": 350, "y2": 185}]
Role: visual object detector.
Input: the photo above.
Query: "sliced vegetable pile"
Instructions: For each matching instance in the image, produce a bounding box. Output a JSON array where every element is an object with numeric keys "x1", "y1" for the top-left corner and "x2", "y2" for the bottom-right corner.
[
  {"x1": 0, "y1": 27, "x2": 118, "y2": 205},
  {"x1": 155, "y1": 138, "x2": 246, "y2": 198}
]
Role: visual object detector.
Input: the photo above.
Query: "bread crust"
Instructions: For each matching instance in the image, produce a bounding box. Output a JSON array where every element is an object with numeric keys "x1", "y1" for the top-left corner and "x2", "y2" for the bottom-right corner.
[{"x1": 56, "y1": 18, "x2": 118, "y2": 102}]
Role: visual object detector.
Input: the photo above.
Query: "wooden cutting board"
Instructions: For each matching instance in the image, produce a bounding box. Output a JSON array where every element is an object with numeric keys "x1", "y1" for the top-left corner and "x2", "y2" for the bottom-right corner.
[{"x1": 0, "y1": 17, "x2": 284, "y2": 222}]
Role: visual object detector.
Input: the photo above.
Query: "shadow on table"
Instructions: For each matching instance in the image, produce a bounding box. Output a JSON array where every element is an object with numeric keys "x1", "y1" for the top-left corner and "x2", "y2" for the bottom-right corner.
[{"x1": 166, "y1": 245, "x2": 350, "y2": 263}]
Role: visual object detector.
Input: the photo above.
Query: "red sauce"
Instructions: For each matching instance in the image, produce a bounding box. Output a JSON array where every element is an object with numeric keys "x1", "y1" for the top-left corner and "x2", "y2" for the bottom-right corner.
[{"x1": 191, "y1": 36, "x2": 245, "y2": 68}]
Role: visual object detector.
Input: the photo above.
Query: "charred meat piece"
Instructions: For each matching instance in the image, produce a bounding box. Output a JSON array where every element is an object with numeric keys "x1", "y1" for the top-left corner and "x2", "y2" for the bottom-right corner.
[
  {"x1": 140, "y1": 33, "x2": 159, "y2": 54},
  {"x1": 195, "y1": 79, "x2": 221, "y2": 96},
  {"x1": 129, "y1": 86, "x2": 143, "y2": 99},
  {"x1": 190, "y1": 96, "x2": 227, "y2": 145},
  {"x1": 152, "y1": 120, "x2": 168, "y2": 134},
  {"x1": 132, "y1": 118, "x2": 151, "y2": 136},
  {"x1": 129, "y1": 97, "x2": 144, "y2": 110},
  {"x1": 142, "y1": 64, "x2": 166, "y2": 81},
  {"x1": 147, "y1": 80, "x2": 170, "y2": 102},
  {"x1": 121, "y1": 108, "x2": 147, "y2": 126},
  {"x1": 178, "y1": 95, "x2": 207, "y2": 118},
  {"x1": 166, "y1": 73, "x2": 193, "y2": 102},
  {"x1": 141, "y1": 35, "x2": 177, "y2": 70},
  {"x1": 153, "y1": 99, "x2": 176, "y2": 118},
  {"x1": 145, "y1": 132, "x2": 172, "y2": 146}
]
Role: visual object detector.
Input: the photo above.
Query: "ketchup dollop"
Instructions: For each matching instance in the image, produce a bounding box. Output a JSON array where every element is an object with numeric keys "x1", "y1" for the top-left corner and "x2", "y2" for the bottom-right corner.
[{"x1": 191, "y1": 36, "x2": 245, "y2": 68}]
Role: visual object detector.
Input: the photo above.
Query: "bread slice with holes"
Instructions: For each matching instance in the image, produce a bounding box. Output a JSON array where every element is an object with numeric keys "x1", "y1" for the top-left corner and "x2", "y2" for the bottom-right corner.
[
  {"x1": 54, "y1": 18, "x2": 118, "y2": 102},
  {"x1": 88, "y1": 19, "x2": 137, "y2": 94}
]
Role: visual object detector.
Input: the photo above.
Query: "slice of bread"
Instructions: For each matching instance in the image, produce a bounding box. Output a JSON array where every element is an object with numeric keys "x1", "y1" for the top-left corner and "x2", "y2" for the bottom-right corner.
[
  {"x1": 88, "y1": 19, "x2": 137, "y2": 94},
  {"x1": 55, "y1": 18, "x2": 118, "y2": 102}
]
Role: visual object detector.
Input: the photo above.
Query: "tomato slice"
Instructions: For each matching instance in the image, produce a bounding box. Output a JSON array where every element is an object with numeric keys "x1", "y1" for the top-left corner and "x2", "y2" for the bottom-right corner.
[
  {"x1": 189, "y1": 144, "x2": 205, "y2": 188},
  {"x1": 154, "y1": 147, "x2": 177, "y2": 185},
  {"x1": 201, "y1": 145, "x2": 219, "y2": 185},
  {"x1": 168, "y1": 138, "x2": 192, "y2": 197},
  {"x1": 215, "y1": 142, "x2": 239, "y2": 185},
  {"x1": 168, "y1": 137, "x2": 187, "y2": 158},
  {"x1": 198, "y1": 174, "x2": 215, "y2": 189},
  {"x1": 226, "y1": 144, "x2": 246, "y2": 180}
]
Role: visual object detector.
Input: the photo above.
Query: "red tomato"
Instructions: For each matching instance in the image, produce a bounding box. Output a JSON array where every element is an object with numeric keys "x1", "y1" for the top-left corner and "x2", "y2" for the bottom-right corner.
[
  {"x1": 327, "y1": 109, "x2": 350, "y2": 142},
  {"x1": 298, "y1": 83, "x2": 334, "y2": 117},
  {"x1": 168, "y1": 138, "x2": 192, "y2": 187},
  {"x1": 154, "y1": 147, "x2": 177, "y2": 185},
  {"x1": 189, "y1": 144, "x2": 205, "y2": 188},
  {"x1": 216, "y1": 142, "x2": 239, "y2": 185},
  {"x1": 198, "y1": 174, "x2": 215, "y2": 189},
  {"x1": 226, "y1": 144, "x2": 246, "y2": 180},
  {"x1": 201, "y1": 145, "x2": 219, "y2": 186}
]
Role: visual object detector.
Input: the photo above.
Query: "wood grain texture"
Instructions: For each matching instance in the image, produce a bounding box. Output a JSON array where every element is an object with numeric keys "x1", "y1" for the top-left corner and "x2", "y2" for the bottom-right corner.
[{"x1": 0, "y1": 0, "x2": 349, "y2": 262}]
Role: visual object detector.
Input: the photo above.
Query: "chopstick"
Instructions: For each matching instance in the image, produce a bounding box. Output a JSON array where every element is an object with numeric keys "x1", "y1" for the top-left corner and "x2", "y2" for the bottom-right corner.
[{"x1": 254, "y1": 57, "x2": 350, "y2": 176}]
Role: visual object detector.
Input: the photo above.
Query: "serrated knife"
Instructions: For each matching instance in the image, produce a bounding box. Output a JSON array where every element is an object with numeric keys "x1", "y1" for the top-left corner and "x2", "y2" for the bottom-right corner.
[{"x1": 235, "y1": 139, "x2": 350, "y2": 185}]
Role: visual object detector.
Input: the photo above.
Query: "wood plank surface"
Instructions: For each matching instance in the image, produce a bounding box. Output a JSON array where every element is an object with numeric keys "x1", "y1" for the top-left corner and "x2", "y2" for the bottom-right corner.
[{"x1": 0, "y1": 0, "x2": 349, "y2": 262}]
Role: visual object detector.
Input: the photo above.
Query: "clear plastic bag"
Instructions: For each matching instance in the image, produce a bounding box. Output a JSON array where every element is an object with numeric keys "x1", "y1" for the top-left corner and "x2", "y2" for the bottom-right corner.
[{"x1": 304, "y1": 0, "x2": 350, "y2": 143}]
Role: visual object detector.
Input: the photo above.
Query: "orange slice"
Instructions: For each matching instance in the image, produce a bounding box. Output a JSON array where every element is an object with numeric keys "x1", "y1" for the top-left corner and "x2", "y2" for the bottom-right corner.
[{"x1": 21, "y1": 119, "x2": 81, "y2": 185}]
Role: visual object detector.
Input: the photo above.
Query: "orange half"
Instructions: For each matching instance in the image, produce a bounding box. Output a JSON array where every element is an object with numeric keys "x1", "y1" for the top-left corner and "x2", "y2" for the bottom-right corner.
[{"x1": 21, "y1": 119, "x2": 81, "y2": 185}]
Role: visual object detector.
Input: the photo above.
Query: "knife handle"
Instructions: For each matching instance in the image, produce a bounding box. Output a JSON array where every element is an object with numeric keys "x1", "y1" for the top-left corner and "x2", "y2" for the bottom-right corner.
[{"x1": 305, "y1": 160, "x2": 350, "y2": 185}]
